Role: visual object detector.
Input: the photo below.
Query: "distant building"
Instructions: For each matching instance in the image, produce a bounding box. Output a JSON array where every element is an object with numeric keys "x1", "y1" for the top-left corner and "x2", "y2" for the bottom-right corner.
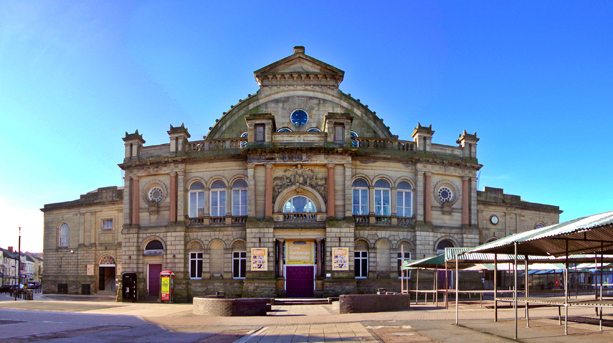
[
  {"x1": 42, "y1": 47, "x2": 561, "y2": 300},
  {"x1": 0, "y1": 247, "x2": 19, "y2": 286}
]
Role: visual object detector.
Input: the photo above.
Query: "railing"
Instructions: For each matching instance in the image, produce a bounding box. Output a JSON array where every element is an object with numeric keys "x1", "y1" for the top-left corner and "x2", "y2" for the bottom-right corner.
[
  {"x1": 351, "y1": 137, "x2": 415, "y2": 151},
  {"x1": 283, "y1": 213, "x2": 317, "y2": 223},
  {"x1": 232, "y1": 216, "x2": 247, "y2": 224},
  {"x1": 374, "y1": 216, "x2": 391, "y2": 225},
  {"x1": 188, "y1": 217, "x2": 205, "y2": 226},
  {"x1": 210, "y1": 217, "x2": 226, "y2": 226},
  {"x1": 397, "y1": 217, "x2": 416, "y2": 227},
  {"x1": 354, "y1": 215, "x2": 369, "y2": 225},
  {"x1": 187, "y1": 138, "x2": 248, "y2": 152}
]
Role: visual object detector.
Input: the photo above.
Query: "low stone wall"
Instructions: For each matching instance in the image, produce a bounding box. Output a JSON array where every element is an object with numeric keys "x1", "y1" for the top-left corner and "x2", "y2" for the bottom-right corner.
[
  {"x1": 193, "y1": 297, "x2": 270, "y2": 316},
  {"x1": 339, "y1": 294, "x2": 410, "y2": 314}
]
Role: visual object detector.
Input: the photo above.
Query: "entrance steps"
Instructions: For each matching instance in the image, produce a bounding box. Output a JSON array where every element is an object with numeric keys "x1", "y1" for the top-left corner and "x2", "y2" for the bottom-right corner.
[{"x1": 274, "y1": 298, "x2": 336, "y2": 305}]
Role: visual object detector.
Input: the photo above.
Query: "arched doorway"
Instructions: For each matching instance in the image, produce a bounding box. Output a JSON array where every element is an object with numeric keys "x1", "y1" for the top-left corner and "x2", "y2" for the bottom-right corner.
[
  {"x1": 144, "y1": 240, "x2": 164, "y2": 296},
  {"x1": 98, "y1": 255, "x2": 116, "y2": 293}
]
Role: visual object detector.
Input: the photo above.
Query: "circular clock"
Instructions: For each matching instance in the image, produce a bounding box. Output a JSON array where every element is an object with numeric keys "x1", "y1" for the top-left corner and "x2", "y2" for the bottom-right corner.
[
  {"x1": 490, "y1": 215, "x2": 499, "y2": 225},
  {"x1": 290, "y1": 109, "x2": 309, "y2": 126}
]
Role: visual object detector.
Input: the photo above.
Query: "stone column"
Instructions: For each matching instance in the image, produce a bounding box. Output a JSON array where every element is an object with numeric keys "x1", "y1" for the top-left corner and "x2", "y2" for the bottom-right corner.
[
  {"x1": 265, "y1": 164, "x2": 273, "y2": 217},
  {"x1": 247, "y1": 165, "x2": 256, "y2": 217},
  {"x1": 170, "y1": 172, "x2": 177, "y2": 223},
  {"x1": 462, "y1": 177, "x2": 469, "y2": 226},
  {"x1": 327, "y1": 164, "x2": 335, "y2": 217},
  {"x1": 177, "y1": 172, "x2": 185, "y2": 221},
  {"x1": 424, "y1": 172, "x2": 432, "y2": 223},
  {"x1": 131, "y1": 176, "x2": 139, "y2": 225},
  {"x1": 277, "y1": 239, "x2": 285, "y2": 277},
  {"x1": 123, "y1": 176, "x2": 131, "y2": 225},
  {"x1": 316, "y1": 238, "x2": 323, "y2": 277}
]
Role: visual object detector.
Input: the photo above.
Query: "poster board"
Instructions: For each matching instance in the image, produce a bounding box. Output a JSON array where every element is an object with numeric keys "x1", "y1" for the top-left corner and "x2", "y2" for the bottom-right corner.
[
  {"x1": 332, "y1": 247, "x2": 349, "y2": 270},
  {"x1": 286, "y1": 240, "x2": 314, "y2": 264},
  {"x1": 251, "y1": 248, "x2": 268, "y2": 271},
  {"x1": 86, "y1": 264, "x2": 94, "y2": 276}
]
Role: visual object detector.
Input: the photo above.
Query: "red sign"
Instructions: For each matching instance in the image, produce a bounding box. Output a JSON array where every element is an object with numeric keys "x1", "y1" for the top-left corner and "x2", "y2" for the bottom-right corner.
[{"x1": 555, "y1": 279, "x2": 559, "y2": 287}]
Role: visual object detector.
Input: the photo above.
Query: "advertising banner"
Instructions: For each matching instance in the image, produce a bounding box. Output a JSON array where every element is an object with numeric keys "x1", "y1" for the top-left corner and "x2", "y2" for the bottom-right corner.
[
  {"x1": 332, "y1": 247, "x2": 349, "y2": 270},
  {"x1": 251, "y1": 248, "x2": 268, "y2": 271},
  {"x1": 286, "y1": 240, "x2": 314, "y2": 264},
  {"x1": 86, "y1": 264, "x2": 94, "y2": 275},
  {"x1": 161, "y1": 276, "x2": 170, "y2": 301}
]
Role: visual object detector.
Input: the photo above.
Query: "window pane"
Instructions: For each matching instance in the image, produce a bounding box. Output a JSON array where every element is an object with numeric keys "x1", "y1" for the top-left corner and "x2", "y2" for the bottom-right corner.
[
  {"x1": 197, "y1": 259, "x2": 202, "y2": 276},
  {"x1": 189, "y1": 193, "x2": 197, "y2": 217},
  {"x1": 240, "y1": 258, "x2": 246, "y2": 278},
  {"x1": 198, "y1": 192, "x2": 204, "y2": 210},
  {"x1": 219, "y1": 191, "x2": 226, "y2": 214},
  {"x1": 190, "y1": 260, "x2": 197, "y2": 278},
  {"x1": 233, "y1": 258, "x2": 240, "y2": 278}
]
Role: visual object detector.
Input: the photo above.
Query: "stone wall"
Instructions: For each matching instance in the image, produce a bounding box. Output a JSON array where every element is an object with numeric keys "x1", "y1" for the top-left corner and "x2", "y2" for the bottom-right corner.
[{"x1": 339, "y1": 294, "x2": 410, "y2": 313}]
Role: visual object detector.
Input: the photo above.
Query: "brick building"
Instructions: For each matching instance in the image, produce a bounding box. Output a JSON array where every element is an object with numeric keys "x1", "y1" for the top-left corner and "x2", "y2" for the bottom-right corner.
[{"x1": 42, "y1": 47, "x2": 561, "y2": 300}]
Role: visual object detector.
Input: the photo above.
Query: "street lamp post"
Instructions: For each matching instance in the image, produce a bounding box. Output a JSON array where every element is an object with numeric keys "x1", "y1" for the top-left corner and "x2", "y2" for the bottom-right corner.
[{"x1": 15, "y1": 227, "x2": 21, "y2": 301}]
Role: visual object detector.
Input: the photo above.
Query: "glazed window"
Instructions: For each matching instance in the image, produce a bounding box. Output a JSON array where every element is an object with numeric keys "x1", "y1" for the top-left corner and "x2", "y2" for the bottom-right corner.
[
  {"x1": 397, "y1": 251, "x2": 411, "y2": 279},
  {"x1": 354, "y1": 251, "x2": 368, "y2": 278},
  {"x1": 189, "y1": 252, "x2": 203, "y2": 279},
  {"x1": 255, "y1": 124, "x2": 265, "y2": 142},
  {"x1": 277, "y1": 128, "x2": 292, "y2": 132},
  {"x1": 397, "y1": 181, "x2": 413, "y2": 218},
  {"x1": 232, "y1": 179, "x2": 248, "y2": 216},
  {"x1": 374, "y1": 179, "x2": 391, "y2": 216},
  {"x1": 149, "y1": 187, "x2": 164, "y2": 203},
  {"x1": 232, "y1": 251, "x2": 246, "y2": 279},
  {"x1": 102, "y1": 219, "x2": 113, "y2": 230},
  {"x1": 438, "y1": 187, "x2": 453, "y2": 203},
  {"x1": 290, "y1": 109, "x2": 309, "y2": 126},
  {"x1": 58, "y1": 223, "x2": 69, "y2": 247},
  {"x1": 436, "y1": 239, "x2": 455, "y2": 254},
  {"x1": 352, "y1": 178, "x2": 369, "y2": 215},
  {"x1": 283, "y1": 196, "x2": 316, "y2": 213},
  {"x1": 189, "y1": 182, "x2": 205, "y2": 218},
  {"x1": 210, "y1": 180, "x2": 227, "y2": 217},
  {"x1": 240, "y1": 132, "x2": 248, "y2": 138},
  {"x1": 350, "y1": 131, "x2": 359, "y2": 147},
  {"x1": 307, "y1": 128, "x2": 321, "y2": 132}
]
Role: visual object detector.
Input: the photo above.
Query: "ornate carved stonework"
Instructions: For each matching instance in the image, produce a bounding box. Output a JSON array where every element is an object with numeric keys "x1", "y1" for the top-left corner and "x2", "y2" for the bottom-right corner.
[{"x1": 272, "y1": 164, "x2": 327, "y2": 201}]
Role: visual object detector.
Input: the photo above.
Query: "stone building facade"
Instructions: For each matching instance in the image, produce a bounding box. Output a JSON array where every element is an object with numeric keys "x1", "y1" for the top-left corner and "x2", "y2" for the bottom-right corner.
[{"x1": 42, "y1": 47, "x2": 561, "y2": 300}]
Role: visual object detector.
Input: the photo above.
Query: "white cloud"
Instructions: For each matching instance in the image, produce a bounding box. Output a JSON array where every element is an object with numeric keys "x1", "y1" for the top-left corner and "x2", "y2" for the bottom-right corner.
[{"x1": 0, "y1": 197, "x2": 44, "y2": 252}]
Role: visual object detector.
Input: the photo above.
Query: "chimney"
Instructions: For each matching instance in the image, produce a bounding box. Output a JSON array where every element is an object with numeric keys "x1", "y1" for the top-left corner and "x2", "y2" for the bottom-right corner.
[
  {"x1": 8, "y1": 246, "x2": 13, "y2": 252},
  {"x1": 294, "y1": 46, "x2": 305, "y2": 54}
]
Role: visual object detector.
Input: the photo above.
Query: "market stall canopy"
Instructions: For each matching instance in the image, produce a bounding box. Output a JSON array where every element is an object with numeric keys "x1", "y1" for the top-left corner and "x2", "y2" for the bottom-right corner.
[{"x1": 467, "y1": 211, "x2": 613, "y2": 257}]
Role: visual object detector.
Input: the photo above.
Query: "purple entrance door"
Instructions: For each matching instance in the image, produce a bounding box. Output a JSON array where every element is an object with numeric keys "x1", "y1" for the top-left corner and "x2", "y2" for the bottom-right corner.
[
  {"x1": 148, "y1": 264, "x2": 162, "y2": 296},
  {"x1": 286, "y1": 266, "x2": 314, "y2": 298}
]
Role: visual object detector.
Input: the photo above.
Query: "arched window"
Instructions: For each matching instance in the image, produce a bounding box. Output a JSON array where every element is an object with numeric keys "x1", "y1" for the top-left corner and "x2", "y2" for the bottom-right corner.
[
  {"x1": 354, "y1": 240, "x2": 369, "y2": 279},
  {"x1": 307, "y1": 128, "x2": 321, "y2": 132},
  {"x1": 210, "y1": 180, "x2": 226, "y2": 217},
  {"x1": 277, "y1": 128, "x2": 292, "y2": 132},
  {"x1": 145, "y1": 240, "x2": 164, "y2": 255},
  {"x1": 397, "y1": 181, "x2": 413, "y2": 218},
  {"x1": 436, "y1": 239, "x2": 455, "y2": 254},
  {"x1": 397, "y1": 242, "x2": 412, "y2": 279},
  {"x1": 189, "y1": 181, "x2": 205, "y2": 218},
  {"x1": 352, "y1": 178, "x2": 369, "y2": 215},
  {"x1": 283, "y1": 196, "x2": 316, "y2": 213},
  {"x1": 351, "y1": 131, "x2": 359, "y2": 147},
  {"x1": 374, "y1": 179, "x2": 391, "y2": 216},
  {"x1": 58, "y1": 223, "x2": 69, "y2": 247},
  {"x1": 232, "y1": 241, "x2": 247, "y2": 279},
  {"x1": 232, "y1": 179, "x2": 248, "y2": 216},
  {"x1": 240, "y1": 132, "x2": 248, "y2": 138}
]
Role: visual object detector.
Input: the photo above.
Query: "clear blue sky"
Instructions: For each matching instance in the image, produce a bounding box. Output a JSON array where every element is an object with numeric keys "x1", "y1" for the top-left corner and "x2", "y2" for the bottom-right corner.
[{"x1": 1, "y1": 1, "x2": 611, "y2": 252}]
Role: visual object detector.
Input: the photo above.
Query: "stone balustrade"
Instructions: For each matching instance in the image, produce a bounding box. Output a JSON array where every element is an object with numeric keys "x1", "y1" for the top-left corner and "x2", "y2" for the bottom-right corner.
[
  {"x1": 351, "y1": 137, "x2": 415, "y2": 151},
  {"x1": 283, "y1": 213, "x2": 318, "y2": 222},
  {"x1": 187, "y1": 138, "x2": 247, "y2": 152}
]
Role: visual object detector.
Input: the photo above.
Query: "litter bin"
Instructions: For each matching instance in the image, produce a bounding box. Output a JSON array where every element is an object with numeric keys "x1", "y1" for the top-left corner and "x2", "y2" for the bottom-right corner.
[{"x1": 26, "y1": 291, "x2": 33, "y2": 300}]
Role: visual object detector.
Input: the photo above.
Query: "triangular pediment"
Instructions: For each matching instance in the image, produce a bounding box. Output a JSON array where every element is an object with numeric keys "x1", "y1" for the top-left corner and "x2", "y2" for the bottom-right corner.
[{"x1": 254, "y1": 47, "x2": 344, "y2": 87}]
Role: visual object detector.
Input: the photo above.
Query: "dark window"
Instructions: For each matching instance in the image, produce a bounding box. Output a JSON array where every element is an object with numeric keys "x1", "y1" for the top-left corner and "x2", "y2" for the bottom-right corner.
[
  {"x1": 145, "y1": 240, "x2": 164, "y2": 250},
  {"x1": 233, "y1": 251, "x2": 246, "y2": 279},
  {"x1": 255, "y1": 124, "x2": 265, "y2": 142},
  {"x1": 354, "y1": 251, "x2": 368, "y2": 278},
  {"x1": 190, "y1": 252, "x2": 203, "y2": 279}
]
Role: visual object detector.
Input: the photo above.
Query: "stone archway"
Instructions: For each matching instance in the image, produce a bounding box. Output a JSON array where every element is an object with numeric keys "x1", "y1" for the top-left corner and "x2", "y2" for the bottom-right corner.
[{"x1": 98, "y1": 255, "x2": 116, "y2": 293}]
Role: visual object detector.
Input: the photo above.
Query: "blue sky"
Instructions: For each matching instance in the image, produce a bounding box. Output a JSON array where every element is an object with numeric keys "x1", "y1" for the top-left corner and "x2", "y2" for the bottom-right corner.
[{"x1": 1, "y1": 1, "x2": 611, "y2": 252}]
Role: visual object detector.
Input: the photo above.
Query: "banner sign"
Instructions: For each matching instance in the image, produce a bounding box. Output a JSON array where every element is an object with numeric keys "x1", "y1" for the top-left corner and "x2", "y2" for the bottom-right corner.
[
  {"x1": 161, "y1": 276, "x2": 170, "y2": 301},
  {"x1": 332, "y1": 248, "x2": 349, "y2": 270},
  {"x1": 86, "y1": 264, "x2": 94, "y2": 275},
  {"x1": 286, "y1": 240, "x2": 314, "y2": 264},
  {"x1": 117, "y1": 265, "x2": 122, "y2": 275},
  {"x1": 251, "y1": 248, "x2": 268, "y2": 271}
]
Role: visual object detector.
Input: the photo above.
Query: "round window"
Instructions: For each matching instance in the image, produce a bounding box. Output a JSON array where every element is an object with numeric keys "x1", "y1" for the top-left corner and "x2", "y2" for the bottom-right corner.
[
  {"x1": 438, "y1": 187, "x2": 453, "y2": 203},
  {"x1": 290, "y1": 109, "x2": 308, "y2": 126},
  {"x1": 149, "y1": 187, "x2": 164, "y2": 203}
]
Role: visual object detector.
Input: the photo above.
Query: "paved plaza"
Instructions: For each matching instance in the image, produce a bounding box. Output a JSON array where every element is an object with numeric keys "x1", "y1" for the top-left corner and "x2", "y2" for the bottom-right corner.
[{"x1": 2, "y1": 292, "x2": 613, "y2": 342}]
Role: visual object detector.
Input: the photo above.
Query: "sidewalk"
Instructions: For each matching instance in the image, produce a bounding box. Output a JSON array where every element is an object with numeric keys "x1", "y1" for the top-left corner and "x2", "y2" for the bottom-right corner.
[{"x1": 2, "y1": 293, "x2": 613, "y2": 342}]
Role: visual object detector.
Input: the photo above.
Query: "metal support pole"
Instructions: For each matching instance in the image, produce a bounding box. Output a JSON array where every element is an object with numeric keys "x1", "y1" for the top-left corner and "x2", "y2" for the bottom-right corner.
[
  {"x1": 494, "y1": 254, "x2": 498, "y2": 322},
  {"x1": 455, "y1": 256, "x2": 459, "y2": 325},
  {"x1": 435, "y1": 266, "x2": 439, "y2": 307},
  {"x1": 445, "y1": 262, "x2": 449, "y2": 310},
  {"x1": 525, "y1": 255, "x2": 530, "y2": 327},
  {"x1": 564, "y1": 239, "x2": 569, "y2": 336},
  {"x1": 416, "y1": 269, "x2": 420, "y2": 305},
  {"x1": 514, "y1": 242, "x2": 518, "y2": 341}
]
